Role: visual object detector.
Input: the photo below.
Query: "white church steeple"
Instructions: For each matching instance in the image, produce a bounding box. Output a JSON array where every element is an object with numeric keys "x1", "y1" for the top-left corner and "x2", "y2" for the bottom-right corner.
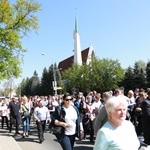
[{"x1": 73, "y1": 17, "x2": 82, "y2": 65}]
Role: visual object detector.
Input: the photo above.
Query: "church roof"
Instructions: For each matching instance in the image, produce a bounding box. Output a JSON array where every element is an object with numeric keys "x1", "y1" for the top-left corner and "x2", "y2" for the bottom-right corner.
[{"x1": 58, "y1": 47, "x2": 91, "y2": 71}]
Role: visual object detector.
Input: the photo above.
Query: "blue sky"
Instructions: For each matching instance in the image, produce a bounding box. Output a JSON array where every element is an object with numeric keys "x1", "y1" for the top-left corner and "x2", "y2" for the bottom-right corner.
[{"x1": 16, "y1": 0, "x2": 150, "y2": 85}]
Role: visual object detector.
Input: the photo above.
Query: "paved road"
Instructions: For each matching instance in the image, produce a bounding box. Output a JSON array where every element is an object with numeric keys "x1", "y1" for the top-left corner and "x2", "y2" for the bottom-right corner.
[
  {"x1": 12, "y1": 124, "x2": 150, "y2": 150},
  {"x1": 8, "y1": 123, "x2": 93, "y2": 150},
  {"x1": 0, "y1": 123, "x2": 150, "y2": 150},
  {"x1": 16, "y1": 132, "x2": 93, "y2": 150}
]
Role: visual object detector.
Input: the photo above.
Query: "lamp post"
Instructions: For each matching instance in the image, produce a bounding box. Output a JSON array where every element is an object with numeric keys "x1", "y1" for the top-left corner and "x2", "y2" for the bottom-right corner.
[{"x1": 53, "y1": 64, "x2": 57, "y2": 96}]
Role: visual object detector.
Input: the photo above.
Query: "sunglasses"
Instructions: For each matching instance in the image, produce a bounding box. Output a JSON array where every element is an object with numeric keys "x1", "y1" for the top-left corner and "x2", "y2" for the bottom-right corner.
[{"x1": 65, "y1": 98, "x2": 72, "y2": 101}]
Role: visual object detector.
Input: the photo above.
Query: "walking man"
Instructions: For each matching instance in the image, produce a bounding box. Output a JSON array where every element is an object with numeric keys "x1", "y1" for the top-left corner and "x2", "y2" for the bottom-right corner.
[
  {"x1": 34, "y1": 99, "x2": 50, "y2": 143},
  {"x1": 8, "y1": 97, "x2": 21, "y2": 134}
]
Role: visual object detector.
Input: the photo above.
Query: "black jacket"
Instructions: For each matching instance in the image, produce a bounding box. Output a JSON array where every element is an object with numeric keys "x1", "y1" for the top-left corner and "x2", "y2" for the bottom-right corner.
[{"x1": 51, "y1": 104, "x2": 81, "y2": 138}]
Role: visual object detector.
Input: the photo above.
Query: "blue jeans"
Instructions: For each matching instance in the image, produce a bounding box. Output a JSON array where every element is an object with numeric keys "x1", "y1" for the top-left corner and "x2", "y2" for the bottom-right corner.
[
  {"x1": 56, "y1": 134, "x2": 76, "y2": 150},
  {"x1": 22, "y1": 117, "x2": 29, "y2": 133}
]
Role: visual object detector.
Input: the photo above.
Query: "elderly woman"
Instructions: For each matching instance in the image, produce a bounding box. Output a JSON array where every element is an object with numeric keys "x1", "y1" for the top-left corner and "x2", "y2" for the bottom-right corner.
[{"x1": 94, "y1": 96, "x2": 147, "y2": 150}]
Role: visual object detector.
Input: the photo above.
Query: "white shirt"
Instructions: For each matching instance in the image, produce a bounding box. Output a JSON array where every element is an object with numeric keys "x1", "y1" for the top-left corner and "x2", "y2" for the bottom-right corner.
[
  {"x1": 0, "y1": 105, "x2": 8, "y2": 116},
  {"x1": 63, "y1": 105, "x2": 77, "y2": 135},
  {"x1": 92, "y1": 100, "x2": 102, "y2": 110},
  {"x1": 52, "y1": 100, "x2": 59, "y2": 107},
  {"x1": 34, "y1": 106, "x2": 50, "y2": 122}
]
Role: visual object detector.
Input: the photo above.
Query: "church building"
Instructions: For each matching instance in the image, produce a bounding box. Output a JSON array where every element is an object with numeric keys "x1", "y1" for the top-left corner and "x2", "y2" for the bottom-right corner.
[{"x1": 58, "y1": 17, "x2": 94, "y2": 71}]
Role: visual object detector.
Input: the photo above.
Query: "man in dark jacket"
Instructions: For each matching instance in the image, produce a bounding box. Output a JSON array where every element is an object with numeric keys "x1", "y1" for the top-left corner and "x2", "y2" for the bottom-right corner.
[
  {"x1": 8, "y1": 97, "x2": 21, "y2": 134},
  {"x1": 141, "y1": 90, "x2": 150, "y2": 145}
]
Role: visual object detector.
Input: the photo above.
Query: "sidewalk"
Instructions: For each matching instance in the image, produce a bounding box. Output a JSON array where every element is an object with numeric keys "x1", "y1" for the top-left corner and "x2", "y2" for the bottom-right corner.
[
  {"x1": 0, "y1": 135, "x2": 22, "y2": 150},
  {"x1": 0, "y1": 128, "x2": 22, "y2": 150}
]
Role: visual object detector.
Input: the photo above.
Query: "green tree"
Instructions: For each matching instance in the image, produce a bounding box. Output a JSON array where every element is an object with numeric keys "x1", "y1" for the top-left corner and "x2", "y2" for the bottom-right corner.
[
  {"x1": 17, "y1": 77, "x2": 30, "y2": 96},
  {"x1": 18, "y1": 71, "x2": 40, "y2": 96},
  {"x1": 40, "y1": 67, "x2": 53, "y2": 95},
  {"x1": 90, "y1": 58, "x2": 124, "y2": 92},
  {"x1": 30, "y1": 71, "x2": 40, "y2": 96},
  {"x1": 133, "y1": 61, "x2": 147, "y2": 89},
  {"x1": 63, "y1": 64, "x2": 85, "y2": 93},
  {"x1": 0, "y1": 0, "x2": 40, "y2": 80},
  {"x1": 63, "y1": 58, "x2": 124, "y2": 93},
  {"x1": 146, "y1": 61, "x2": 150, "y2": 88},
  {"x1": 122, "y1": 66, "x2": 134, "y2": 94},
  {"x1": 18, "y1": 63, "x2": 64, "y2": 96}
]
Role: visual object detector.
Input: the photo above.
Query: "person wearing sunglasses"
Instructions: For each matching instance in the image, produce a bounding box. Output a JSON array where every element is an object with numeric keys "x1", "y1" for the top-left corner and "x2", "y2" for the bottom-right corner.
[{"x1": 52, "y1": 93, "x2": 82, "y2": 150}]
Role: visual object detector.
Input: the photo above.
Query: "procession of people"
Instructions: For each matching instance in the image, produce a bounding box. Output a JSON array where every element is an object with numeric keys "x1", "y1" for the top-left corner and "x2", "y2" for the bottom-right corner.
[{"x1": 0, "y1": 88, "x2": 150, "y2": 150}]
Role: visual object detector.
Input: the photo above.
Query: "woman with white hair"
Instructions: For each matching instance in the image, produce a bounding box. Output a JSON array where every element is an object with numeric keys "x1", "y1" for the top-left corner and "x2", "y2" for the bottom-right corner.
[{"x1": 94, "y1": 96, "x2": 147, "y2": 150}]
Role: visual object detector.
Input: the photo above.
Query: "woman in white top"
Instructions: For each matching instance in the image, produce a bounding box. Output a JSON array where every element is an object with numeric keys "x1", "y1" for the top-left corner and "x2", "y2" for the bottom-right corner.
[
  {"x1": 21, "y1": 96, "x2": 30, "y2": 138},
  {"x1": 94, "y1": 96, "x2": 147, "y2": 150},
  {"x1": 52, "y1": 93, "x2": 81, "y2": 150},
  {"x1": 0, "y1": 100, "x2": 9, "y2": 129}
]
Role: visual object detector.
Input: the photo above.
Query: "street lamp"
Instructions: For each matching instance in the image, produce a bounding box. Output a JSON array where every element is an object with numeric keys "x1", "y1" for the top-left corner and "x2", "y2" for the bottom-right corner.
[{"x1": 52, "y1": 64, "x2": 57, "y2": 96}]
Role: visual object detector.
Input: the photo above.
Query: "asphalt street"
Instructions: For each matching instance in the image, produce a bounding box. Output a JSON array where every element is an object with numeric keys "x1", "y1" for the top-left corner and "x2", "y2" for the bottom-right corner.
[
  {"x1": 0, "y1": 123, "x2": 150, "y2": 150},
  {"x1": 2, "y1": 123, "x2": 93, "y2": 150}
]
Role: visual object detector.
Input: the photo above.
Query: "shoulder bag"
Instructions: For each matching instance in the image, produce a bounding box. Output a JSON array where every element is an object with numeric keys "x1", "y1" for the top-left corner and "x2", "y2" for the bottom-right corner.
[
  {"x1": 23, "y1": 105, "x2": 30, "y2": 118},
  {"x1": 49, "y1": 106, "x2": 65, "y2": 135}
]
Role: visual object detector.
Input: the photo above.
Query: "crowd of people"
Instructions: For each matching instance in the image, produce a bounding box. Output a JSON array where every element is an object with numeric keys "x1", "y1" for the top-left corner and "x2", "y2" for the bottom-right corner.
[{"x1": 0, "y1": 87, "x2": 149, "y2": 150}]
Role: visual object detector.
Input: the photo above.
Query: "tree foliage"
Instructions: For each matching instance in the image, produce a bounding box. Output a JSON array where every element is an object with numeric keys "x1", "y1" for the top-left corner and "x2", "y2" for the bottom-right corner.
[
  {"x1": 63, "y1": 58, "x2": 124, "y2": 93},
  {"x1": 0, "y1": 0, "x2": 40, "y2": 80},
  {"x1": 17, "y1": 58, "x2": 150, "y2": 96},
  {"x1": 122, "y1": 60, "x2": 147, "y2": 93},
  {"x1": 18, "y1": 63, "x2": 63, "y2": 96},
  {"x1": 133, "y1": 61, "x2": 146, "y2": 89},
  {"x1": 122, "y1": 66, "x2": 134, "y2": 94},
  {"x1": 29, "y1": 71, "x2": 40, "y2": 96},
  {"x1": 40, "y1": 66, "x2": 53, "y2": 95},
  {"x1": 17, "y1": 71, "x2": 40, "y2": 96},
  {"x1": 146, "y1": 61, "x2": 150, "y2": 88}
]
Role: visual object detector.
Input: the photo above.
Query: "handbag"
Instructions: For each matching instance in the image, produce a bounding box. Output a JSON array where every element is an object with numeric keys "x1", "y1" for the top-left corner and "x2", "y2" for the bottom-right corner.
[
  {"x1": 49, "y1": 106, "x2": 64, "y2": 135},
  {"x1": 24, "y1": 111, "x2": 30, "y2": 118},
  {"x1": 49, "y1": 120, "x2": 63, "y2": 134},
  {"x1": 23, "y1": 105, "x2": 30, "y2": 118}
]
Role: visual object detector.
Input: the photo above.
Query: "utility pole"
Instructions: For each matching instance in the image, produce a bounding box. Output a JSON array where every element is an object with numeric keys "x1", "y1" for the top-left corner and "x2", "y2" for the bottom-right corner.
[{"x1": 53, "y1": 64, "x2": 57, "y2": 96}]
